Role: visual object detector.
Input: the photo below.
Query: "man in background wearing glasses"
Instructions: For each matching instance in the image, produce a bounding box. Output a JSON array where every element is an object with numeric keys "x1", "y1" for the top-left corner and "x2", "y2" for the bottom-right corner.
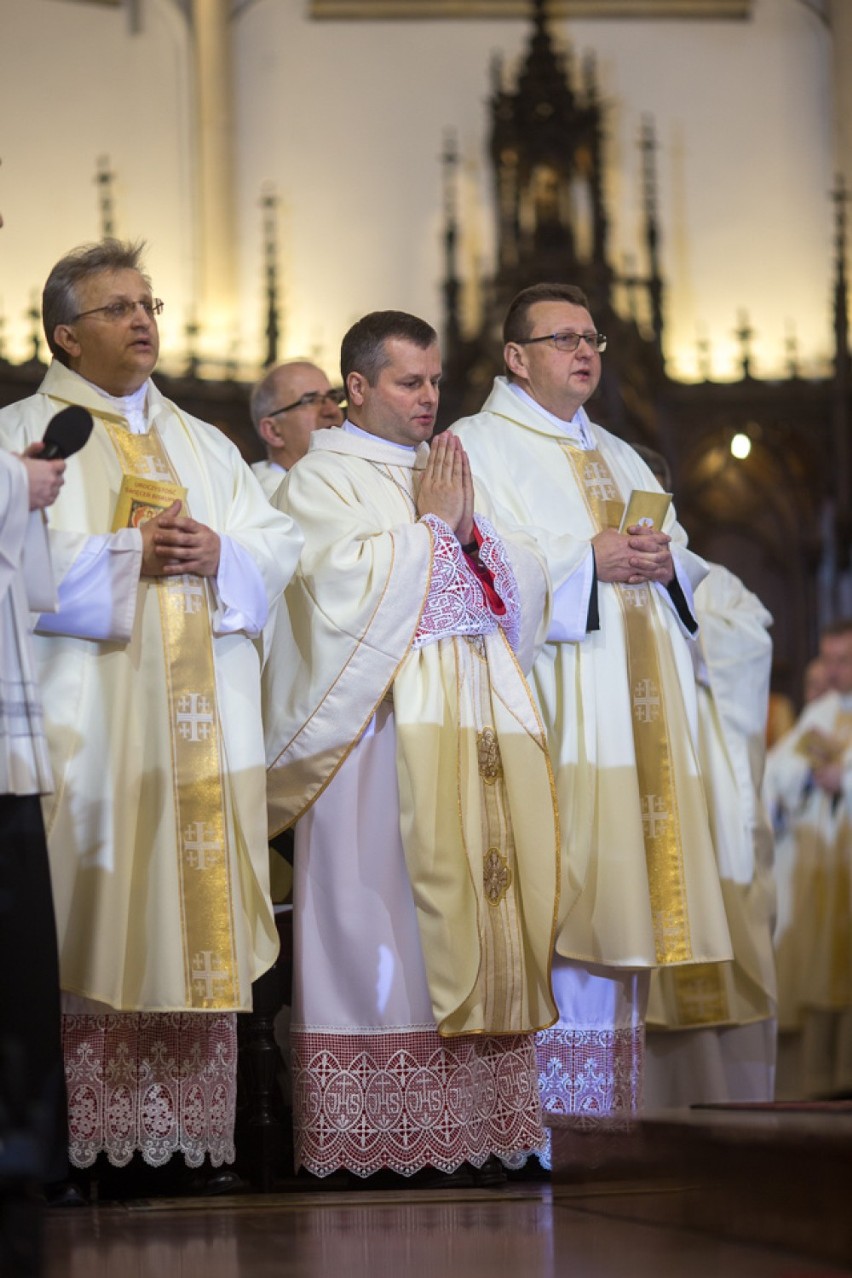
[
  {"x1": 451, "y1": 282, "x2": 733, "y2": 1170},
  {"x1": 248, "y1": 362, "x2": 344, "y2": 499},
  {"x1": 0, "y1": 239, "x2": 303, "y2": 1195}
]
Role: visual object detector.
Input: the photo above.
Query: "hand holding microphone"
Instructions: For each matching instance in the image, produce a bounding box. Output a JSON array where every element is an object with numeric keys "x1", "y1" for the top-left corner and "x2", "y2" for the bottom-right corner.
[
  {"x1": 21, "y1": 405, "x2": 94, "y2": 510},
  {"x1": 40, "y1": 405, "x2": 94, "y2": 460}
]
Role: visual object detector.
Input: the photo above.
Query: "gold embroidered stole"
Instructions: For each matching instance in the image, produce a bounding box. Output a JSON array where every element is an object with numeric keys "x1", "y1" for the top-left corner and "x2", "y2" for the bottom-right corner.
[
  {"x1": 386, "y1": 458, "x2": 557, "y2": 1036},
  {"x1": 561, "y1": 443, "x2": 693, "y2": 965},
  {"x1": 464, "y1": 633, "x2": 549, "y2": 1032},
  {"x1": 105, "y1": 421, "x2": 240, "y2": 1009}
]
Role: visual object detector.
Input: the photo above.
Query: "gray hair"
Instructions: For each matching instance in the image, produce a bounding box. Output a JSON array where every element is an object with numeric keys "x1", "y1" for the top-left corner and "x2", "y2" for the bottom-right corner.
[
  {"x1": 43, "y1": 238, "x2": 150, "y2": 365},
  {"x1": 249, "y1": 367, "x2": 282, "y2": 435}
]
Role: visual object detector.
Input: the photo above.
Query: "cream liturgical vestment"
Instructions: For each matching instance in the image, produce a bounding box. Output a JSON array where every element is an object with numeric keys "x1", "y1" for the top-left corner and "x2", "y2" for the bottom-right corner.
[
  {"x1": 452, "y1": 378, "x2": 733, "y2": 1142},
  {"x1": 264, "y1": 424, "x2": 560, "y2": 1178},
  {"x1": 251, "y1": 458, "x2": 286, "y2": 501},
  {"x1": 1, "y1": 450, "x2": 67, "y2": 1184},
  {"x1": 645, "y1": 563, "x2": 777, "y2": 1105},
  {"x1": 0, "y1": 361, "x2": 302, "y2": 1169},
  {"x1": 0, "y1": 452, "x2": 53, "y2": 796},
  {"x1": 765, "y1": 689, "x2": 852, "y2": 1097}
]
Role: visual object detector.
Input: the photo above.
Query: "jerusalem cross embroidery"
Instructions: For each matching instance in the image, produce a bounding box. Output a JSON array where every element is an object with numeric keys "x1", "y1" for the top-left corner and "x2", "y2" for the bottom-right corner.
[
  {"x1": 191, "y1": 949, "x2": 230, "y2": 1000},
  {"x1": 621, "y1": 586, "x2": 647, "y2": 609},
  {"x1": 583, "y1": 461, "x2": 618, "y2": 502},
  {"x1": 641, "y1": 793, "x2": 670, "y2": 839},
  {"x1": 166, "y1": 575, "x2": 205, "y2": 615},
  {"x1": 182, "y1": 821, "x2": 224, "y2": 870},
  {"x1": 176, "y1": 693, "x2": 214, "y2": 741},
  {"x1": 633, "y1": 678, "x2": 661, "y2": 724},
  {"x1": 139, "y1": 455, "x2": 172, "y2": 481}
]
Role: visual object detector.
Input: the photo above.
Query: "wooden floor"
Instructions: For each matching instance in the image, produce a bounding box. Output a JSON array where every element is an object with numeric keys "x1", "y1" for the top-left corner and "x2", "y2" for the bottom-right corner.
[{"x1": 43, "y1": 1181, "x2": 852, "y2": 1278}]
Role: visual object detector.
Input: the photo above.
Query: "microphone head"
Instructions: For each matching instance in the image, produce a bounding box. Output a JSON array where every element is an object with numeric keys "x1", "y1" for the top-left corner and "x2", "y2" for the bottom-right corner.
[{"x1": 41, "y1": 405, "x2": 94, "y2": 459}]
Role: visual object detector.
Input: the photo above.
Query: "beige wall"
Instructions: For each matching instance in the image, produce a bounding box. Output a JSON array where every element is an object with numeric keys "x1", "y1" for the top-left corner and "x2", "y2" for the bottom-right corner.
[{"x1": 0, "y1": 0, "x2": 841, "y2": 384}]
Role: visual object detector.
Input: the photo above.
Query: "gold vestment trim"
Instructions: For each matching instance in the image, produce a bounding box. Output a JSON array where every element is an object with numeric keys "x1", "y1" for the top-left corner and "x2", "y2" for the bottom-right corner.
[
  {"x1": 267, "y1": 467, "x2": 435, "y2": 836},
  {"x1": 561, "y1": 443, "x2": 693, "y2": 964},
  {"x1": 105, "y1": 421, "x2": 239, "y2": 1009}
]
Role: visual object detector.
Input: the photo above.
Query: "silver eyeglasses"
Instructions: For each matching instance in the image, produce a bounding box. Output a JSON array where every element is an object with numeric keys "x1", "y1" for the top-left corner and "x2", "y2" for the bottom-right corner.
[
  {"x1": 73, "y1": 298, "x2": 164, "y2": 323},
  {"x1": 515, "y1": 330, "x2": 607, "y2": 353},
  {"x1": 268, "y1": 389, "x2": 346, "y2": 417}
]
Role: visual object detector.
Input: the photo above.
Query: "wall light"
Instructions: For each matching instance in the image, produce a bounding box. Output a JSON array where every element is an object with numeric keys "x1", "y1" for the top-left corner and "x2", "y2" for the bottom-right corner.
[{"x1": 730, "y1": 432, "x2": 752, "y2": 460}]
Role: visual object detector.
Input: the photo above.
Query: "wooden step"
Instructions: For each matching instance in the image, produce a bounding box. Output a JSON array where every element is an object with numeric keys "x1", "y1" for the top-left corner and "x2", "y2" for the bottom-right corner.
[{"x1": 549, "y1": 1105, "x2": 852, "y2": 1267}]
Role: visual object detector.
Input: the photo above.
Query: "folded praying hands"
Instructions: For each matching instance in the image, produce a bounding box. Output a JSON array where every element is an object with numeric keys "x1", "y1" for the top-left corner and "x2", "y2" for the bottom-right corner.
[{"x1": 416, "y1": 432, "x2": 474, "y2": 546}]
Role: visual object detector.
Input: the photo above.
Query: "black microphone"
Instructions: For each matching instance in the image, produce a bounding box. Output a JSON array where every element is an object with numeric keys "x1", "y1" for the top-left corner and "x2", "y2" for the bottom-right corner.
[{"x1": 41, "y1": 405, "x2": 94, "y2": 460}]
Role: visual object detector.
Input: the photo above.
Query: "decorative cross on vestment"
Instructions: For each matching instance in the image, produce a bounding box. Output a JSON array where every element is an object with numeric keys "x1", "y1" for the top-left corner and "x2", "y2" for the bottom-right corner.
[
  {"x1": 582, "y1": 461, "x2": 618, "y2": 502},
  {"x1": 641, "y1": 793, "x2": 670, "y2": 839},
  {"x1": 176, "y1": 693, "x2": 214, "y2": 741},
  {"x1": 183, "y1": 822, "x2": 224, "y2": 870},
  {"x1": 633, "y1": 677, "x2": 662, "y2": 724},
  {"x1": 138, "y1": 454, "x2": 173, "y2": 481},
  {"x1": 166, "y1": 575, "x2": 205, "y2": 615},
  {"x1": 191, "y1": 950, "x2": 231, "y2": 1000}
]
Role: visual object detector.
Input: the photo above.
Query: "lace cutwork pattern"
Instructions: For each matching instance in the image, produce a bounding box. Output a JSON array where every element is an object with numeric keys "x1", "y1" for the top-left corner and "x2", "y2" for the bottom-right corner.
[
  {"x1": 474, "y1": 515, "x2": 522, "y2": 652},
  {"x1": 413, "y1": 515, "x2": 500, "y2": 648},
  {"x1": 291, "y1": 1029, "x2": 544, "y2": 1178},
  {"x1": 533, "y1": 1025, "x2": 644, "y2": 1170},
  {"x1": 536, "y1": 1025, "x2": 644, "y2": 1121},
  {"x1": 63, "y1": 1012, "x2": 237, "y2": 1169}
]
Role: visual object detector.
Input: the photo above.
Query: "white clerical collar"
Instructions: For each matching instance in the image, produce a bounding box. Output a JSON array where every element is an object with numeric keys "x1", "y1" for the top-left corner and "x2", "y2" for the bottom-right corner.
[
  {"x1": 507, "y1": 382, "x2": 592, "y2": 447},
  {"x1": 79, "y1": 375, "x2": 150, "y2": 434},
  {"x1": 343, "y1": 417, "x2": 416, "y2": 454}
]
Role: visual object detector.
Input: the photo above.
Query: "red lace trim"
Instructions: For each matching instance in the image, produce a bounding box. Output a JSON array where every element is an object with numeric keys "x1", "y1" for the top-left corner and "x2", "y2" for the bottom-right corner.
[
  {"x1": 63, "y1": 1012, "x2": 237, "y2": 1169},
  {"x1": 474, "y1": 515, "x2": 521, "y2": 651},
  {"x1": 413, "y1": 515, "x2": 520, "y2": 650},
  {"x1": 291, "y1": 1028, "x2": 544, "y2": 1177}
]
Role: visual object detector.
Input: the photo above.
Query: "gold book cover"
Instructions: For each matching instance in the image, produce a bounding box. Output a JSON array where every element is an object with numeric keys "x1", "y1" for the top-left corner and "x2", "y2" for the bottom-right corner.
[
  {"x1": 111, "y1": 475, "x2": 187, "y2": 532},
  {"x1": 619, "y1": 489, "x2": 672, "y2": 533}
]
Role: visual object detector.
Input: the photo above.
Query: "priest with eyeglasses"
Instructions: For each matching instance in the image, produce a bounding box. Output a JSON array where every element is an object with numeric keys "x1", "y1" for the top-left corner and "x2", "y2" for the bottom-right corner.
[
  {"x1": 0, "y1": 239, "x2": 303, "y2": 1193},
  {"x1": 248, "y1": 361, "x2": 344, "y2": 499},
  {"x1": 450, "y1": 282, "x2": 734, "y2": 1169}
]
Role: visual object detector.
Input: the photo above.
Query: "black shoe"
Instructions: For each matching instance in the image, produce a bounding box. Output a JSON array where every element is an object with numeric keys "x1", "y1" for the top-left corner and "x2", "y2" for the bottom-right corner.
[
  {"x1": 474, "y1": 1156, "x2": 507, "y2": 1187},
  {"x1": 411, "y1": 1163, "x2": 477, "y2": 1190},
  {"x1": 177, "y1": 1167, "x2": 248, "y2": 1198},
  {"x1": 44, "y1": 1180, "x2": 88, "y2": 1208},
  {"x1": 506, "y1": 1154, "x2": 549, "y2": 1182}
]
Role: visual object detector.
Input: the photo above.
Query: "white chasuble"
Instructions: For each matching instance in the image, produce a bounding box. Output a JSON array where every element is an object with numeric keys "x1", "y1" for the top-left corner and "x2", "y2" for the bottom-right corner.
[
  {"x1": 264, "y1": 426, "x2": 559, "y2": 1040},
  {"x1": 0, "y1": 361, "x2": 301, "y2": 1013},
  {"x1": 767, "y1": 691, "x2": 852, "y2": 1024},
  {"x1": 263, "y1": 425, "x2": 559, "y2": 1175},
  {"x1": 452, "y1": 378, "x2": 732, "y2": 973},
  {"x1": 0, "y1": 452, "x2": 53, "y2": 795}
]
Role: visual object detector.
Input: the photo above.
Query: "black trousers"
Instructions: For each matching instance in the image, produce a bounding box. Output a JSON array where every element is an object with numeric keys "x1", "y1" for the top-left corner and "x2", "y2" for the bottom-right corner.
[{"x1": 0, "y1": 794, "x2": 68, "y2": 1185}]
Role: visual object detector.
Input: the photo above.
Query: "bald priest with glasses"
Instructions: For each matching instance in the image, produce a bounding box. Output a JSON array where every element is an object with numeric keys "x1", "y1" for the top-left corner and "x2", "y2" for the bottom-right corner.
[
  {"x1": 450, "y1": 282, "x2": 734, "y2": 1167},
  {"x1": 0, "y1": 239, "x2": 303, "y2": 1186},
  {"x1": 249, "y1": 361, "x2": 344, "y2": 499}
]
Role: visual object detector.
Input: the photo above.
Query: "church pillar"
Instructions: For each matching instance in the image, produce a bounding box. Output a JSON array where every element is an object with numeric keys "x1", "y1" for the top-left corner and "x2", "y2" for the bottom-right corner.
[
  {"x1": 190, "y1": 0, "x2": 236, "y2": 353},
  {"x1": 831, "y1": 0, "x2": 852, "y2": 182}
]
